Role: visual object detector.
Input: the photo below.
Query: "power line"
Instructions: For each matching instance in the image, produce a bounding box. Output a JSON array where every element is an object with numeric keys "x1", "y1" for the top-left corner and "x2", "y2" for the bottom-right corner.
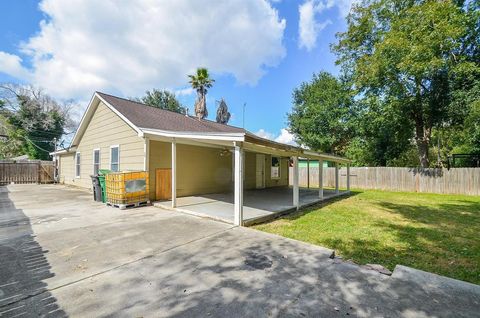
[{"x1": 23, "y1": 135, "x2": 53, "y2": 153}]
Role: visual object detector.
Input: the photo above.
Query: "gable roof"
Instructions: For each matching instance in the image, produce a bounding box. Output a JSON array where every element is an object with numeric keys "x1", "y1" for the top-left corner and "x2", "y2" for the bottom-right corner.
[
  {"x1": 97, "y1": 92, "x2": 246, "y2": 134},
  {"x1": 64, "y1": 91, "x2": 350, "y2": 163}
]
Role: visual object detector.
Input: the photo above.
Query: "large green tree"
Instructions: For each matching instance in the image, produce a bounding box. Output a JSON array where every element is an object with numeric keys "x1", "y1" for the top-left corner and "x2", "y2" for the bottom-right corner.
[
  {"x1": 334, "y1": 0, "x2": 478, "y2": 167},
  {"x1": 137, "y1": 89, "x2": 185, "y2": 114},
  {"x1": 0, "y1": 86, "x2": 67, "y2": 160},
  {"x1": 288, "y1": 72, "x2": 354, "y2": 154},
  {"x1": 188, "y1": 68, "x2": 215, "y2": 119},
  {"x1": 346, "y1": 96, "x2": 415, "y2": 166}
]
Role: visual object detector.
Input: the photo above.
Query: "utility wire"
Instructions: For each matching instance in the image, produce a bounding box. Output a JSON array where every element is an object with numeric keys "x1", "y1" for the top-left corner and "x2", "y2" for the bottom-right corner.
[{"x1": 23, "y1": 135, "x2": 53, "y2": 153}]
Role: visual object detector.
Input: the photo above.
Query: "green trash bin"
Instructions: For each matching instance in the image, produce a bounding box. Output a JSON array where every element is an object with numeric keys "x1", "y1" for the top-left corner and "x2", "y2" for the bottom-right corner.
[{"x1": 98, "y1": 169, "x2": 111, "y2": 203}]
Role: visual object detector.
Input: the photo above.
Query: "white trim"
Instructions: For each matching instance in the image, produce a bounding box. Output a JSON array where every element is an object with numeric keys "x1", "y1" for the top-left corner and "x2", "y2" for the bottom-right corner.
[
  {"x1": 66, "y1": 90, "x2": 350, "y2": 165},
  {"x1": 75, "y1": 152, "x2": 81, "y2": 178},
  {"x1": 292, "y1": 156, "x2": 299, "y2": 209},
  {"x1": 92, "y1": 148, "x2": 100, "y2": 175},
  {"x1": 171, "y1": 139, "x2": 177, "y2": 208},
  {"x1": 50, "y1": 149, "x2": 68, "y2": 155},
  {"x1": 70, "y1": 93, "x2": 97, "y2": 147},
  {"x1": 144, "y1": 138, "x2": 149, "y2": 171},
  {"x1": 303, "y1": 150, "x2": 351, "y2": 163},
  {"x1": 110, "y1": 145, "x2": 120, "y2": 172},
  {"x1": 70, "y1": 92, "x2": 142, "y2": 148},
  {"x1": 234, "y1": 142, "x2": 244, "y2": 226},
  {"x1": 319, "y1": 159, "x2": 324, "y2": 200},
  {"x1": 141, "y1": 128, "x2": 245, "y2": 142},
  {"x1": 96, "y1": 93, "x2": 142, "y2": 135}
]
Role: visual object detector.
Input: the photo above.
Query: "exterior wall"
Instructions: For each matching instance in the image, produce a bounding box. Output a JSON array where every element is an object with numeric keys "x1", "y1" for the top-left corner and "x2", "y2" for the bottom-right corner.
[
  {"x1": 147, "y1": 140, "x2": 170, "y2": 200},
  {"x1": 59, "y1": 101, "x2": 145, "y2": 189},
  {"x1": 58, "y1": 153, "x2": 75, "y2": 184},
  {"x1": 244, "y1": 152, "x2": 289, "y2": 190},
  {"x1": 148, "y1": 141, "x2": 233, "y2": 200}
]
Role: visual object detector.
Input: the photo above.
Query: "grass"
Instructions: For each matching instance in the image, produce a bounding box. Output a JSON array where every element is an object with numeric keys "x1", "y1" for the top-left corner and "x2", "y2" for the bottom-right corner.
[{"x1": 253, "y1": 189, "x2": 480, "y2": 284}]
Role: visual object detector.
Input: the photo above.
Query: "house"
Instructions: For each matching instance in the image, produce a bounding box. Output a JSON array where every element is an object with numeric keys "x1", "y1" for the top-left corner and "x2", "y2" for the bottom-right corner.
[{"x1": 52, "y1": 92, "x2": 350, "y2": 225}]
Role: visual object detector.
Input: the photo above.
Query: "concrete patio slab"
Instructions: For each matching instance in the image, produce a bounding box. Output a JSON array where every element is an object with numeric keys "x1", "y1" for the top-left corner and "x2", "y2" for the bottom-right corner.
[
  {"x1": 154, "y1": 187, "x2": 349, "y2": 225},
  {"x1": 1, "y1": 184, "x2": 479, "y2": 317}
]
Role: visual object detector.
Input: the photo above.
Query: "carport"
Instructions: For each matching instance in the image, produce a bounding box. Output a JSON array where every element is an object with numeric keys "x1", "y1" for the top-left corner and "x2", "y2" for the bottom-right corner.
[
  {"x1": 155, "y1": 187, "x2": 347, "y2": 225},
  {"x1": 144, "y1": 129, "x2": 351, "y2": 226}
]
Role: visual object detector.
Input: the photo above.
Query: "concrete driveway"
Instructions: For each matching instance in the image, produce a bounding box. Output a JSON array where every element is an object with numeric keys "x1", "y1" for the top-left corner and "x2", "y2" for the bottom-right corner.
[{"x1": 0, "y1": 184, "x2": 479, "y2": 317}]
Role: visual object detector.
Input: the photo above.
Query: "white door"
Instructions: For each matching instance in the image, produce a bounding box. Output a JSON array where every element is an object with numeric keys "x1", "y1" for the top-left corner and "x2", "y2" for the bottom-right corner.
[{"x1": 256, "y1": 154, "x2": 265, "y2": 189}]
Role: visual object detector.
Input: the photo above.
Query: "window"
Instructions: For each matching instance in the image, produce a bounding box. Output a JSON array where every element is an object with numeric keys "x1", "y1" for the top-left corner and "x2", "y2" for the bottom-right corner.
[
  {"x1": 93, "y1": 149, "x2": 100, "y2": 175},
  {"x1": 271, "y1": 156, "x2": 280, "y2": 179},
  {"x1": 110, "y1": 145, "x2": 119, "y2": 172},
  {"x1": 75, "y1": 152, "x2": 81, "y2": 178}
]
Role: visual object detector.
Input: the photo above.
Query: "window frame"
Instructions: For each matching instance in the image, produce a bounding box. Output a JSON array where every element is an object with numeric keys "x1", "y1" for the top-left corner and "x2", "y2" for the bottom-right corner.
[
  {"x1": 110, "y1": 145, "x2": 120, "y2": 172},
  {"x1": 271, "y1": 156, "x2": 281, "y2": 180},
  {"x1": 93, "y1": 148, "x2": 100, "y2": 175},
  {"x1": 75, "y1": 152, "x2": 81, "y2": 178}
]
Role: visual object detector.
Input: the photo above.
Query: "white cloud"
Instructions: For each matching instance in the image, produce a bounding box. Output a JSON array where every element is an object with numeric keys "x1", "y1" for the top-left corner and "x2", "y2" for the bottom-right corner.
[
  {"x1": 298, "y1": 0, "x2": 357, "y2": 51},
  {"x1": 255, "y1": 128, "x2": 297, "y2": 146},
  {"x1": 0, "y1": 0, "x2": 286, "y2": 100},
  {"x1": 336, "y1": 0, "x2": 360, "y2": 18},
  {"x1": 275, "y1": 128, "x2": 297, "y2": 145},
  {"x1": 175, "y1": 87, "x2": 195, "y2": 96},
  {"x1": 255, "y1": 129, "x2": 275, "y2": 140},
  {"x1": 0, "y1": 52, "x2": 31, "y2": 79}
]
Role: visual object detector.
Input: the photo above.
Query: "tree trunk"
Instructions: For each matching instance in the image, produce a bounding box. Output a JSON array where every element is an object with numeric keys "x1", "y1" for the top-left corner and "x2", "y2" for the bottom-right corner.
[
  {"x1": 413, "y1": 79, "x2": 430, "y2": 168},
  {"x1": 416, "y1": 137, "x2": 429, "y2": 168}
]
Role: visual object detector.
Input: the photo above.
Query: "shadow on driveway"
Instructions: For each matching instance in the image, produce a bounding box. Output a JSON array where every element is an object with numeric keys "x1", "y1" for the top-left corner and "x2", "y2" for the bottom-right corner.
[{"x1": 0, "y1": 186, "x2": 66, "y2": 317}]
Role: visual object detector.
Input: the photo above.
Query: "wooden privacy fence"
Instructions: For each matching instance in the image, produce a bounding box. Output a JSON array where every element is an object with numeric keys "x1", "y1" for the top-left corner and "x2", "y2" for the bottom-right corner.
[
  {"x1": 0, "y1": 161, "x2": 55, "y2": 185},
  {"x1": 289, "y1": 167, "x2": 480, "y2": 196}
]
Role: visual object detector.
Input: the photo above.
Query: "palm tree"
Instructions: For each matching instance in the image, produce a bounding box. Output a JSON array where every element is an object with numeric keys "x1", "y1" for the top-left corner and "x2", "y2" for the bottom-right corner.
[{"x1": 188, "y1": 68, "x2": 214, "y2": 119}]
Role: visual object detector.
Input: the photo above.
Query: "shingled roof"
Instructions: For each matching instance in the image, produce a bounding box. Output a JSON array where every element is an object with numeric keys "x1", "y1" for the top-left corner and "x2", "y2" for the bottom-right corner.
[{"x1": 97, "y1": 92, "x2": 246, "y2": 134}]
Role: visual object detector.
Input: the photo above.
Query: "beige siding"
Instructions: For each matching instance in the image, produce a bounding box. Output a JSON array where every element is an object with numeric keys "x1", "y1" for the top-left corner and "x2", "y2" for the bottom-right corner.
[
  {"x1": 149, "y1": 142, "x2": 288, "y2": 200},
  {"x1": 148, "y1": 141, "x2": 233, "y2": 200},
  {"x1": 59, "y1": 153, "x2": 75, "y2": 184},
  {"x1": 244, "y1": 152, "x2": 289, "y2": 190},
  {"x1": 59, "y1": 101, "x2": 145, "y2": 189}
]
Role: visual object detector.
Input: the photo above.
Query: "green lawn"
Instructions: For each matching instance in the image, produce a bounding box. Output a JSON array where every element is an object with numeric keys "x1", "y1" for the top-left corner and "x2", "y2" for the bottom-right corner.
[{"x1": 253, "y1": 190, "x2": 480, "y2": 284}]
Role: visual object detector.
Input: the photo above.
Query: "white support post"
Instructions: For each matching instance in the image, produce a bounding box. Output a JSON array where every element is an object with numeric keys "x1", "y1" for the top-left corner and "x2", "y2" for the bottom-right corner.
[
  {"x1": 319, "y1": 159, "x2": 324, "y2": 200},
  {"x1": 171, "y1": 139, "x2": 177, "y2": 208},
  {"x1": 347, "y1": 163, "x2": 351, "y2": 192},
  {"x1": 293, "y1": 156, "x2": 299, "y2": 209},
  {"x1": 307, "y1": 158, "x2": 310, "y2": 189},
  {"x1": 234, "y1": 142, "x2": 244, "y2": 226},
  {"x1": 335, "y1": 162, "x2": 340, "y2": 194},
  {"x1": 144, "y1": 137, "x2": 150, "y2": 171}
]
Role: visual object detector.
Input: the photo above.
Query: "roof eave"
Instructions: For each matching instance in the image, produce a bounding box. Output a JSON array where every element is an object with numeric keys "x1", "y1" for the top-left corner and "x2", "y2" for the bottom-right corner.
[
  {"x1": 245, "y1": 133, "x2": 351, "y2": 163},
  {"x1": 141, "y1": 127, "x2": 245, "y2": 142}
]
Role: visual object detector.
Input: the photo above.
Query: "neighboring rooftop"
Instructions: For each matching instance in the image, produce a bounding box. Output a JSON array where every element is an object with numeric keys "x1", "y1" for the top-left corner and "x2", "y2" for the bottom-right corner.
[{"x1": 97, "y1": 92, "x2": 246, "y2": 134}]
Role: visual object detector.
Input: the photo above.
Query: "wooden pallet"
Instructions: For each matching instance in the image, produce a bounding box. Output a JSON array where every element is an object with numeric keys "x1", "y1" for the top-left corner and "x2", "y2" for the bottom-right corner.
[{"x1": 107, "y1": 200, "x2": 150, "y2": 210}]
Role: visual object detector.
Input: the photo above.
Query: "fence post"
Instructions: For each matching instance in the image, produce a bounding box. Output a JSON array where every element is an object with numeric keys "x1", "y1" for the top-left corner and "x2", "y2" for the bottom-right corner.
[{"x1": 37, "y1": 162, "x2": 41, "y2": 184}]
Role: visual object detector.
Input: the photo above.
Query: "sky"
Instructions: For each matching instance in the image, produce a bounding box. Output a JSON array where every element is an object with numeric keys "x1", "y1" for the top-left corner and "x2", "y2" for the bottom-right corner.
[{"x1": 0, "y1": 0, "x2": 355, "y2": 145}]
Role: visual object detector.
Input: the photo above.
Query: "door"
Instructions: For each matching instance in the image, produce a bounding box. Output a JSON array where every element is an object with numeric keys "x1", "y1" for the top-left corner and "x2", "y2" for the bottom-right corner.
[
  {"x1": 255, "y1": 154, "x2": 265, "y2": 189},
  {"x1": 156, "y1": 168, "x2": 172, "y2": 200}
]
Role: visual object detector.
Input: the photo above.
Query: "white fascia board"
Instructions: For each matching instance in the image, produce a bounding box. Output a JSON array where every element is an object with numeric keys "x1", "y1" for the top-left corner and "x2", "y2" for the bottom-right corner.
[
  {"x1": 303, "y1": 150, "x2": 351, "y2": 163},
  {"x1": 245, "y1": 132, "x2": 303, "y2": 152},
  {"x1": 140, "y1": 128, "x2": 245, "y2": 142},
  {"x1": 49, "y1": 147, "x2": 76, "y2": 156},
  {"x1": 95, "y1": 93, "x2": 142, "y2": 135},
  {"x1": 70, "y1": 93, "x2": 144, "y2": 148},
  {"x1": 243, "y1": 142, "x2": 300, "y2": 157}
]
